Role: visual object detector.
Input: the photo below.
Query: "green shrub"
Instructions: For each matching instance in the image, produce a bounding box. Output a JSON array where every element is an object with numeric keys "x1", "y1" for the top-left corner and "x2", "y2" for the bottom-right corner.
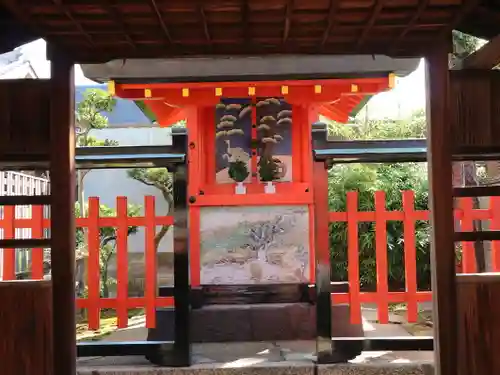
[{"x1": 328, "y1": 162, "x2": 431, "y2": 291}]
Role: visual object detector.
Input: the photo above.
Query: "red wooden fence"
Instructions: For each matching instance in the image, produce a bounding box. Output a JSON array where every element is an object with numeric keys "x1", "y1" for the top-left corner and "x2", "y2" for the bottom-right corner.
[{"x1": 0, "y1": 191, "x2": 497, "y2": 330}]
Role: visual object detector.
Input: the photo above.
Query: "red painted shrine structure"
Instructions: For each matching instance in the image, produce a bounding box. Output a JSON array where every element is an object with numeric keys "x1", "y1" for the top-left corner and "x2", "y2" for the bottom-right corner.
[{"x1": 110, "y1": 74, "x2": 395, "y2": 285}]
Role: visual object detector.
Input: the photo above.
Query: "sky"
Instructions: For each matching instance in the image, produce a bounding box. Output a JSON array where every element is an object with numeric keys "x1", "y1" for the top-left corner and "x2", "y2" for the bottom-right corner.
[{"x1": 19, "y1": 38, "x2": 427, "y2": 119}]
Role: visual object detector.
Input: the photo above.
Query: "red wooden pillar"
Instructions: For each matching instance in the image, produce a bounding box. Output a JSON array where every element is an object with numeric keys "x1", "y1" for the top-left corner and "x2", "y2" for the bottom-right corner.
[
  {"x1": 49, "y1": 46, "x2": 77, "y2": 375},
  {"x1": 426, "y1": 46, "x2": 457, "y2": 375}
]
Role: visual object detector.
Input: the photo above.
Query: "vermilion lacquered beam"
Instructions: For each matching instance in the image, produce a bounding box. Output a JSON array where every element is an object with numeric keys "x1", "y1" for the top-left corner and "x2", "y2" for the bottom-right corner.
[
  {"x1": 87, "y1": 197, "x2": 101, "y2": 330},
  {"x1": 2, "y1": 206, "x2": 15, "y2": 280},
  {"x1": 374, "y1": 191, "x2": 389, "y2": 324},
  {"x1": 490, "y1": 197, "x2": 500, "y2": 271},
  {"x1": 114, "y1": 83, "x2": 388, "y2": 105},
  {"x1": 402, "y1": 190, "x2": 419, "y2": 323},
  {"x1": 346, "y1": 191, "x2": 362, "y2": 324},
  {"x1": 144, "y1": 196, "x2": 157, "y2": 329},
  {"x1": 458, "y1": 198, "x2": 477, "y2": 273},
  {"x1": 31, "y1": 205, "x2": 45, "y2": 279},
  {"x1": 116, "y1": 197, "x2": 129, "y2": 329},
  {"x1": 119, "y1": 77, "x2": 389, "y2": 90}
]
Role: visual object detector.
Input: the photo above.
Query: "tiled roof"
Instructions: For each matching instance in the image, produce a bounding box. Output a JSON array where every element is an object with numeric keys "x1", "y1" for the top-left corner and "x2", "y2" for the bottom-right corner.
[{"x1": 75, "y1": 84, "x2": 151, "y2": 126}]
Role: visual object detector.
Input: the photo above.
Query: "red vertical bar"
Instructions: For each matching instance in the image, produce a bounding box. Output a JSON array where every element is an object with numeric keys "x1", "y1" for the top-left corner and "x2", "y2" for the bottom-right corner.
[
  {"x1": 2, "y1": 206, "x2": 15, "y2": 280},
  {"x1": 189, "y1": 206, "x2": 201, "y2": 286},
  {"x1": 31, "y1": 205, "x2": 45, "y2": 279},
  {"x1": 402, "y1": 190, "x2": 418, "y2": 323},
  {"x1": 347, "y1": 191, "x2": 362, "y2": 324},
  {"x1": 116, "y1": 197, "x2": 129, "y2": 329},
  {"x1": 374, "y1": 191, "x2": 389, "y2": 324},
  {"x1": 458, "y1": 198, "x2": 476, "y2": 273},
  {"x1": 491, "y1": 197, "x2": 500, "y2": 271},
  {"x1": 87, "y1": 197, "x2": 101, "y2": 330},
  {"x1": 251, "y1": 97, "x2": 258, "y2": 183},
  {"x1": 145, "y1": 196, "x2": 157, "y2": 329}
]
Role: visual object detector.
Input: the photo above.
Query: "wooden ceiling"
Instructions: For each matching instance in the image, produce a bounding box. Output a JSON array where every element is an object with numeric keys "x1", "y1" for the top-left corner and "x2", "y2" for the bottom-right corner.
[{"x1": 0, "y1": 0, "x2": 498, "y2": 62}]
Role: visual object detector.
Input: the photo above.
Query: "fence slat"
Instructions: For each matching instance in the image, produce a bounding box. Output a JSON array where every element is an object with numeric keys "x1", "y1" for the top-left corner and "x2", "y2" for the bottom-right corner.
[
  {"x1": 116, "y1": 197, "x2": 129, "y2": 329},
  {"x1": 374, "y1": 191, "x2": 389, "y2": 324},
  {"x1": 87, "y1": 197, "x2": 101, "y2": 330},
  {"x1": 459, "y1": 198, "x2": 477, "y2": 273},
  {"x1": 32, "y1": 205, "x2": 45, "y2": 279},
  {"x1": 144, "y1": 196, "x2": 157, "y2": 329},
  {"x1": 346, "y1": 191, "x2": 362, "y2": 324},
  {"x1": 491, "y1": 197, "x2": 500, "y2": 272},
  {"x1": 2, "y1": 206, "x2": 16, "y2": 280},
  {"x1": 402, "y1": 191, "x2": 419, "y2": 323}
]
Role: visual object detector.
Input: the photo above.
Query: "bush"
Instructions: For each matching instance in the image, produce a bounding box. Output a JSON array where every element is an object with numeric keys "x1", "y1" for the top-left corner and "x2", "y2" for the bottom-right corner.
[{"x1": 328, "y1": 162, "x2": 431, "y2": 291}]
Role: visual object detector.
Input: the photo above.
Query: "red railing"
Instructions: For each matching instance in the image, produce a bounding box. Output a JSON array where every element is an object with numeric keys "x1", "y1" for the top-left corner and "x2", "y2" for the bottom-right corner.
[
  {"x1": 1, "y1": 191, "x2": 497, "y2": 329},
  {"x1": 0, "y1": 196, "x2": 174, "y2": 330}
]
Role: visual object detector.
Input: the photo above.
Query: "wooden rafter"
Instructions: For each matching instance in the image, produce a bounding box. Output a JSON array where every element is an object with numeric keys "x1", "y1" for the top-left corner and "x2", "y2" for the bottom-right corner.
[
  {"x1": 51, "y1": 0, "x2": 94, "y2": 47},
  {"x1": 389, "y1": 0, "x2": 430, "y2": 52},
  {"x1": 357, "y1": 0, "x2": 387, "y2": 48},
  {"x1": 283, "y1": 0, "x2": 293, "y2": 43},
  {"x1": 438, "y1": 0, "x2": 481, "y2": 39},
  {"x1": 102, "y1": 0, "x2": 136, "y2": 49},
  {"x1": 197, "y1": 1, "x2": 210, "y2": 43},
  {"x1": 321, "y1": 0, "x2": 340, "y2": 45},
  {"x1": 241, "y1": 1, "x2": 249, "y2": 43},
  {"x1": 149, "y1": 0, "x2": 173, "y2": 44}
]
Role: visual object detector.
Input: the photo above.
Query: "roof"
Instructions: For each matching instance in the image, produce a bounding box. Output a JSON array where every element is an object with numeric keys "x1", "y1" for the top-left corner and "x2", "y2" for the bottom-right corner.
[
  {"x1": 1, "y1": 0, "x2": 499, "y2": 62},
  {"x1": 0, "y1": 48, "x2": 37, "y2": 78},
  {"x1": 75, "y1": 84, "x2": 151, "y2": 126},
  {"x1": 81, "y1": 55, "x2": 420, "y2": 83}
]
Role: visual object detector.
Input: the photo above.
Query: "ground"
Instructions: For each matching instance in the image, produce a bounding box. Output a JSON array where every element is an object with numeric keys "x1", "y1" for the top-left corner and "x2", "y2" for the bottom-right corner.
[{"x1": 76, "y1": 303, "x2": 434, "y2": 372}]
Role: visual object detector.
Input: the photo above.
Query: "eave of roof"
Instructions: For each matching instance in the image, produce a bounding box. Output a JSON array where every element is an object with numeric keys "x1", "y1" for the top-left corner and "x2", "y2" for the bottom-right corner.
[{"x1": 1, "y1": 1, "x2": 497, "y2": 62}]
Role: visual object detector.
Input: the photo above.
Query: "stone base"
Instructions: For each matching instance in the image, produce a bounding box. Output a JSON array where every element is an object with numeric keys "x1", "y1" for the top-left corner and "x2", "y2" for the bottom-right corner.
[
  {"x1": 146, "y1": 303, "x2": 363, "y2": 364},
  {"x1": 147, "y1": 303, "x2": 363, "y2": 342}
]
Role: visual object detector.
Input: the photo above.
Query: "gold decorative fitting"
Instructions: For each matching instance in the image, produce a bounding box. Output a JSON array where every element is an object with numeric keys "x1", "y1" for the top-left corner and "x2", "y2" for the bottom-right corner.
[
  {"x1": 144, "y1": 89, "x2": 152, "y2": 98},
  {"x1": 281, "y1": 85, "x2": 289, "y2": 94},
  {"x1": 388, "y1": 73, "x2": 396, "y2": 89},
  {"x1": 314, "y1": 85, "x2": 322, "y2": 94},
  {"x1": 215, "y1": 88, "x2": 223, "y2": 96},
  {"x1": 182, "y1": 88, "x2": 190, "y2": 97},
  {"x1": 248, "y1": 87, "x2": 256, "y2": 96},
  {"x1": 107, "y1": 80, "x2": 116, "y2": 96},
  {"x1": 350, "y1": 84, "x2": 359, "y2": 93}
]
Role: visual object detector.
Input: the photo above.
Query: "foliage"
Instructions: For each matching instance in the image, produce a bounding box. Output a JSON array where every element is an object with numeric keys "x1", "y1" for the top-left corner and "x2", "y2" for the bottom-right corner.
[
  {"x1": 228, "y1": 160, "x2": 250, "y2": 182},
  {"x1": 75, "y1": 88, "x2": 118, "y2": 147},
  {"x1": 75, "y1": 202, "x2": 141, "y2": 298},
  {"x1": 328, "y1": 163, "x2": 431, "y2": 290},
  {"x1": 325, "y1": 110, "x2": 431, "y2": 290},
  {"x1": 127, "y1": 168, "x2": 173, "y2": 251}
]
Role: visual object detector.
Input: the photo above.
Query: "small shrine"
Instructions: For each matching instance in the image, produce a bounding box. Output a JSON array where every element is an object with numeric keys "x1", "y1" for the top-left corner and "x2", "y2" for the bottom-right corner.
[{"x1": 86, "y1": 55, "x2": 413, "y2": 287}]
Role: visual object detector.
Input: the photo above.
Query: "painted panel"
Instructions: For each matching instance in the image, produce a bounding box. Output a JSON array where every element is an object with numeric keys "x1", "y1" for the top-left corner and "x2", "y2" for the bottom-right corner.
[
  {"x1": 256, "y1": 97, "x2": 293, "y2": 182},
  {"x1": 200, "y1": 205, "x2": 310, "y2": 284},
  {"x1": 215, "y1": 98, "x2": 252, "y2": 184}
]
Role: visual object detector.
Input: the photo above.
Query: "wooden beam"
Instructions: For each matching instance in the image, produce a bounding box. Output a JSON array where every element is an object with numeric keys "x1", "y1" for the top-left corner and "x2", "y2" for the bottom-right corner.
[
  {"x1": 453, "y1": 33, "x2": 500, "y2": 70},
  {"x1": 425, "y1": 46, "x2": 457, "y2": 375},
  {"x1": 49, "y1": 46, "x2": 76, "y2": 375}
]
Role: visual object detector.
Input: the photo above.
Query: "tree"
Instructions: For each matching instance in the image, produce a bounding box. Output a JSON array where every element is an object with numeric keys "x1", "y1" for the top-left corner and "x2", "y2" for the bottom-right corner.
[
  {"x1": 127, "y1": 168, "x2": 173, "y2": 252},
  {"x1": 75, "y1": 89, "x2": 118, "y2": 218},
  {"x1": 125, "y1": 120, "x2": 186, "y2": 253},
  {"x1": 75, "y1": 202, "x2": 141, "y2": 298}
]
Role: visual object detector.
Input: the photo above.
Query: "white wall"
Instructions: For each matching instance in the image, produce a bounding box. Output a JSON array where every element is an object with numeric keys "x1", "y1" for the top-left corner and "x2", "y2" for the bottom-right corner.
[{"x1": 83, "y1": 126, "x2": 174, "y2": 253}]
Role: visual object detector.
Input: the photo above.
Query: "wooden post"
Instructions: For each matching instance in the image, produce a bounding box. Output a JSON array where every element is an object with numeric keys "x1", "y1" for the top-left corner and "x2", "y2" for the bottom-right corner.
[
  {"x1": 0, "y1": 281, "x2": 53, "y2": 375},
  {"x1": 457, "y1": 274, "x2": 500, "y2": 375},
  {"x1": 425, "y1": 46, "x2": 457, "y2": 375},
  {"x1": 49, "y1": 46, "x2": 76, "y2": 375}
]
